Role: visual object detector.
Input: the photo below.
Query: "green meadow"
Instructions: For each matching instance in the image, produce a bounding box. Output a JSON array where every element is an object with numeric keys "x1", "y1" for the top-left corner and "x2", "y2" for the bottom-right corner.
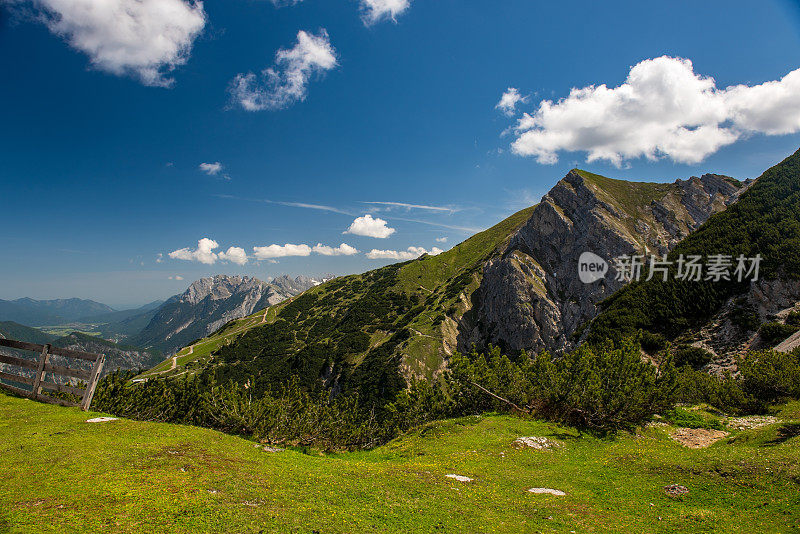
[{"x1": 1, "y1": 393, "x2": 798, "y2": 533}]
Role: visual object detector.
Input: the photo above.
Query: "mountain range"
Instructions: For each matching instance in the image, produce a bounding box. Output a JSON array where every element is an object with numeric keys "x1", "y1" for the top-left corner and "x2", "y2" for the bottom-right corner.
[
  {"x1": 129, "y1": 274, "x2": 321, "y2": 355},
  {"x1": 0, "y1": 274, "x2": 323, "y2": 373},
  {"x1": 163, "y1": 150, "x2": 800, "y2": 406},
  {"x1": 0, "y1": 297, "x2": 115, "y2": 326},
  {"x1": 4, "y1": 150, "x2": 800, "y2": 398}
]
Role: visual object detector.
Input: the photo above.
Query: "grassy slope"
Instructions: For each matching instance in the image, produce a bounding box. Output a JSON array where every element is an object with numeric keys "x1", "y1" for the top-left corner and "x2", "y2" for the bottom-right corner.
[
  {"x1": 0, "y1": 321, "x2": 57, "y2": 345},
  {"x1": 145, "y1": 205, "x2": 536, "y2": 381},
  {"x1": 137, "y1": 306, "x2": 281, "y2": 379},
  {"x1": 392, "y1": 205, "x2": 536, "y2": 375},
  {"x1": 2, "y1": 392, "x2": 799, "y2": 533},
  {"x1": 575, "y1": 169, "x2": 688, "y2": 251},
  {"x1": 576, "y1": 169, "x2": 675, "y2": 220}
]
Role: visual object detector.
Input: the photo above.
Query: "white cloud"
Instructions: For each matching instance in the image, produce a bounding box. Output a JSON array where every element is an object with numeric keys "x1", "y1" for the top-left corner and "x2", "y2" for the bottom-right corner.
[
  {"x1": 269, "y1": 0, "x2": 302, "y2": 6},
  {"x1": 344, "y1": 214, "x2": 396, "y2": 238},
  {"x1": 156, "y1": 253, "x2": 163, "y2": 263},
  {"x1": 496, "y1": 87, "x2": 526, "y2": 116},
  {"x1": 435, "y1": 237, "x2": 447, "y2": 243},
  {"x1": 22, "y1": 0, "x2": 206, "y2": 87},
  {"x1": 360, "y1": 0, "x2": 410, "y2": 25},
  {"x1": 253, "y1": 243, "x2": 312, "y2": 259},
  {"x1": 366, "y1": 246, "x2": 442, "y2": 260},
  {"x1": 168, "y1": 275, "x2": 184, "y2": 280},
  {"x1": 312, "y1": 243, "x2": 359, "y2": 256},
  {"x1": 229, "y1": 29, "x2": 337, "y2": 111},
  {"x1": 199, "y1": 162, "x2": 223, "y2": 175},
  {"x1": 169, "y1": 237, "x2": 219, "y2": 264},
  {"x1": 363, "y1": 201, "x2": 456, "y2": 213},
  {"x1": 509, "y1": 56, "x2": 800, "y2": 166},
  {"x1": 218, "y1": 246, "x2": 248, "y2": 265}
]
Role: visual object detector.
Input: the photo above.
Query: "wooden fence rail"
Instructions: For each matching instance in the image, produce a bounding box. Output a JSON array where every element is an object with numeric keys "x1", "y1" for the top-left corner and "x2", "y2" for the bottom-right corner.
[{"x1": 0, "y1": 338, "x2": 105, "y2": 411}]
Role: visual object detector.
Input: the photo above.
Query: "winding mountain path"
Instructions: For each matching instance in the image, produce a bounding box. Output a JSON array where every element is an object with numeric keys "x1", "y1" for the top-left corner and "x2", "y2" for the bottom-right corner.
[
  {"x1": 169, "y1": 345, "x2": 192, "y2": 371},
  {"x1": 136, "y1": 306, "x2": 274, "y2": 381}
]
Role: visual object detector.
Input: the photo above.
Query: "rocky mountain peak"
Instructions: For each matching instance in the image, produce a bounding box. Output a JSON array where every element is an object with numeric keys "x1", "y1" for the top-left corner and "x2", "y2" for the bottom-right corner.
[
  {"x1": 182, "y1": 275, "x2": 265, "y2": 305},
  {"x1": 463, "y1": 169, "x2": 748, "y2": 356},
  {"x1": 134, "y1": 273, "x2": 320, "y2": 354}
]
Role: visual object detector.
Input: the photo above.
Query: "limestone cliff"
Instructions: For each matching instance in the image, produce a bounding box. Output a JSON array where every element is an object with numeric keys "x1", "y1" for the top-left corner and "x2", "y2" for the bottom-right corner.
[{"x1": 461, "y1": 170, "x2": 747, "y2": 355}]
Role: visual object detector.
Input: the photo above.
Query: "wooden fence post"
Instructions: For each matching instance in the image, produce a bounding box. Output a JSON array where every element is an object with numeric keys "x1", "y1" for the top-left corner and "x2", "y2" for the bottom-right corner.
[
  {"x1": 31, "y1": 344, "x2": 50, "y2": 399},
  {"x1": 80, "y1": 354, "x2": 105, "y2": 412}
]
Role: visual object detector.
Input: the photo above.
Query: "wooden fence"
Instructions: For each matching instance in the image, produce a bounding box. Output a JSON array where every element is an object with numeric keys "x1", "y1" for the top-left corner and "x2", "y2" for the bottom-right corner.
[{"x1": 0, "y1": 338, "x2": 105, "y2": 411}]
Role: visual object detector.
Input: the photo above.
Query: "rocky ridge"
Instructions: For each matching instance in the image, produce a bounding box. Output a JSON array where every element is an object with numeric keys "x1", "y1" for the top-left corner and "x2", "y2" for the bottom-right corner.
[{"x1": 461, "y1": 170, "x2": 748, "y2": 355}]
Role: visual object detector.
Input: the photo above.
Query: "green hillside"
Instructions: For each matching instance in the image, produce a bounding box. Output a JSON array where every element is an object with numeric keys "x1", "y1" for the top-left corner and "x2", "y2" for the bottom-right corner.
[
  {"x1": 136, "y1": 307, "x2": 279, "y2": 379},
  {"x1": 1, "y1": 392, "x2": 799, "y2": 533},
  {"x1": 0, "y1": 321, "x2": 57, "y2": 345},
  {"x1": 589, "y1": 148, "x2": 800, "y2": 343},
  {"x1": 154, "y1": 205, "x2": 536, "y2": 401}
]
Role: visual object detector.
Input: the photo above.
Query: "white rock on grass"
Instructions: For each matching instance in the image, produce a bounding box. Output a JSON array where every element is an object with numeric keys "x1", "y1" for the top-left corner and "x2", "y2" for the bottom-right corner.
[
  {"x1": 726, "y1": 416, "x2": 779, "y2": 430},
  {"x1": 445, "y1": 474, "x2": 473, "y2": 482},
  {"x1": 253, "y1": 444, "x2": 284, "y2": 452},
  {"x1": 512, "y1": 436, "x2": 562, "y2": 450},
  {"x1": 528, "y1": 487, "x2": 566, "y2": 496},
  {"x1": 86, "y1": 417, "x2": 118, "y2": 423}
]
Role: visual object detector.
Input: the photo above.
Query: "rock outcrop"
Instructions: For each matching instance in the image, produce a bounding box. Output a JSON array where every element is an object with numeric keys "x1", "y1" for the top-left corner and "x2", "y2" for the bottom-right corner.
[
  {"x1": 462, "y1": 170, "x2": 748, "y2": 355},
  {"x1": 685, "y1": 277, "x2": 800, "y2": 373}
]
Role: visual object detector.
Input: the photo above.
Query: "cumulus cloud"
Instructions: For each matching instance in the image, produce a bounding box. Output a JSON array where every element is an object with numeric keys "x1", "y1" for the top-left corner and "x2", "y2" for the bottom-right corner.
[
  {"x1": 156, "y1": 253, "x2": 163, "y2": 263},
  {"x1": 253, "y1": 242, "x2": 359, "y2": 259},
  {"x1": 344, "y1": 214, "x2": 396, "y2": 238},
  {"x1": 269, "y1": 0, "x2": 302, "y2": 6},
  {"x1": 18, "y1": 0, "x2": 205, "y2": 87},
  {"x1": 496, "y1": 87, "x2": 526, "y2": 116},
  {"x1": 253, "y1": 243, "x2": 313, "y2": 259},
  {"x1": 360, "y1": 0, "x2": 410, "y2": 25},
  {"x1": 168, "y1": 275, "x2": 184, "y2": 280},
  {"x1": 199, "y1": 162, "x2": 223, "y2": 175},
  {"x1": 218, "y1": 246, "x2": 248, "y2": 265},
  {"x1": 366, "y1": 246, "x2": 443, "y2": 260},
  {"x1": 229, "y1": 29, "x2": 337, "y2": 111},
  {"x1": 509, "y1": 56, "x2": 800, "y2": 166},
  {"x1": 312, "y1": 243, "x2": 359, "y2": 256},
  {"x1": 435, "y1": 237, "x2": 448, "y2": 243},
  {"x1": 169, "y1": 237, "x2": 219, "y2": 265}
]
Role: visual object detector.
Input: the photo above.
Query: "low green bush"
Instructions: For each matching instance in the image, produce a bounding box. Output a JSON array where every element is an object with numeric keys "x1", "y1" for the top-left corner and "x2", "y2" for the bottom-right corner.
[
  {"x1": 639, "y1": 331, "x2": 667, "y2": 352},
  {"x1": 738, "y1": 349, "x2": 800, "y2": 406},
  {"x1": 664, "y1": 407, "x2": 723, "y2": 430},
  {"x1": 674, "y1": 367, "x2": 751, "y2": 414},
  {"x1": 450, "y1": 339, "x2": 677, "y2": 433},
  {"x1": 758, "y1": 322, "x2": 799, "y2": 345},
  {"x1": 673, "y1": 345, "x2": 713, "y2": 369},
  {"x1": 93, "y1": 372, "x2": 452, "y2": 451},
  {"x1": 785, "y1": 310, "x2": 800, "y2": 327}
]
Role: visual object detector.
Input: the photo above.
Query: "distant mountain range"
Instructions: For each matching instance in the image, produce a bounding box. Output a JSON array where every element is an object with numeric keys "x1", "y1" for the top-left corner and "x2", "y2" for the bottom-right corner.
[
  {"x1": 0, "y1": 297, "x2": 115, "y2": 326},
  {"x1": 0, "y1": 274, "x2": 327, "y2": 371},
  {"x1": 129, "y1": 274, "x2": 321, "y2": 355}
]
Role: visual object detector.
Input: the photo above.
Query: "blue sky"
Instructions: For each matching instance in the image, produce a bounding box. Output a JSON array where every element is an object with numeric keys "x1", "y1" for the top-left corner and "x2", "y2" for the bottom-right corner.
[{"x1": 2, "y1": 0, "x2": 800, "y2": 308}]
